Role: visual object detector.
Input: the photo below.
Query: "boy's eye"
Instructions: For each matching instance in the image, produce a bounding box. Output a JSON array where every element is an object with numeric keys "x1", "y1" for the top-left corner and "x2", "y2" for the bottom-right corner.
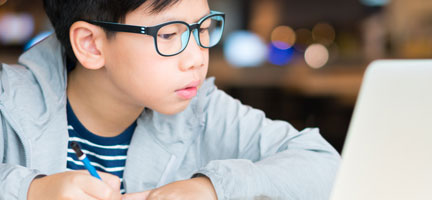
[
  {"x1": 158, "y1": 33, "x2": 176, "y2": 40},
  {"x1": 199, "y1": 28, "x2": 209, "y2": 33}
]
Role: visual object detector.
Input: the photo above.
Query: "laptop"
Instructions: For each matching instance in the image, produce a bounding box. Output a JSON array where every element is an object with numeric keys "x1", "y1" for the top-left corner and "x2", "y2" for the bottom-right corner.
[{"x1": 330, "y1": 60, "x2": 432, "y2": 200}]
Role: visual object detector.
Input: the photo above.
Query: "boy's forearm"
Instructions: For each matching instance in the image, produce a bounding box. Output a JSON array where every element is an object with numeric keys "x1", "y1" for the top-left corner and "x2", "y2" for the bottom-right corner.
[
  {"x1": 193, "y1": 126, "x2": 341, "y2": 200},
  {"x1": 122, "y1": 176, "x2": 217, "y2": 200},
  {"x1": 196, "y1": 148, "x2": 340, "y2": 200},
  {"x1": 0, "y1": 164, "x2": 43, "y2": 200}
]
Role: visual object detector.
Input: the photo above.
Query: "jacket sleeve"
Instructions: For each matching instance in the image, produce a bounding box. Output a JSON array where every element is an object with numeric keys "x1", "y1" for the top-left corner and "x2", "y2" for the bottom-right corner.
[
  {"x1": 194, "y1": 79, "x2": 341, "y2": 200},
  {"x1": 0, "y1": 64, "x2": 43, "y2": 200},
  {"x1": 0, "y1": 163, "x2": 42, "y2": 200}
]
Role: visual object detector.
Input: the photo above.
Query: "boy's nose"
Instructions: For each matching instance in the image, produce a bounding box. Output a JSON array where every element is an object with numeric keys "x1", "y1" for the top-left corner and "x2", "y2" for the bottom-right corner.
[{"x1": 178, "y1": 31, "x2": 206, "y2": 71}]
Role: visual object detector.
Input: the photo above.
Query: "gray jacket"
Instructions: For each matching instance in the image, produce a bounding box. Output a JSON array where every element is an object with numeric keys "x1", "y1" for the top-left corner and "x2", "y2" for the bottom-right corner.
[{"x1": 0, "y1": 35, "x2": 340, "y2": 200}]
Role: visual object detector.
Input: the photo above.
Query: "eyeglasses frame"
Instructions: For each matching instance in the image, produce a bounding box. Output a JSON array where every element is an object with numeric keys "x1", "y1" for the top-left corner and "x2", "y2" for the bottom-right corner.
[{"x1": 82, "y1": 10, "x2": 225, "y2": 56}]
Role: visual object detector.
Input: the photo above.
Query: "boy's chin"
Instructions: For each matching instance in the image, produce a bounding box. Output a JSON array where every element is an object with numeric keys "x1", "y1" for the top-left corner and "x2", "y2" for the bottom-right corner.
[{"x1": 153, "y1": 101, "x2": 191, "y2": 115}]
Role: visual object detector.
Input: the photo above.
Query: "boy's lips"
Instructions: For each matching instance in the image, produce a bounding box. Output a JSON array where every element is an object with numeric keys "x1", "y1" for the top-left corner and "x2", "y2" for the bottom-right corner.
[{"x1": 175, "y1": 80, "x2": 200, "y2": 100}]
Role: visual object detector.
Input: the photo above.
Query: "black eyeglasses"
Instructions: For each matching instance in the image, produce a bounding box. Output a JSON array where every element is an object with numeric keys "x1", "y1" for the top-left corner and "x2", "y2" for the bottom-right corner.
[{"x1": 83, "y1": 10, "x2": 225, "y2": 57}]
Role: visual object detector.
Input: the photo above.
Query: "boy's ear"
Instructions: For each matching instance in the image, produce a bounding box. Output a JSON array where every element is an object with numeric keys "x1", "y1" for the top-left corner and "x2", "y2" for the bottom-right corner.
[{"x1": 69, "y1": 21, "x2": 106, "y2": 70}]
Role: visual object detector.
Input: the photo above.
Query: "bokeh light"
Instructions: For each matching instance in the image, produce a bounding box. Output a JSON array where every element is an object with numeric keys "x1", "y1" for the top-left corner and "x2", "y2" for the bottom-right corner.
[
  {"x1": 312, "y1": 23, "x2": 336, "y2": 47},
  {"x1": 268, "y1": 41, "x2": 294, "y2": 66},
  {"x1": 223, "y1": 31, "x2": 268, "y2": 68},
  {"x1": 0, "y1": 13, "x2": 34, "y2": 45},
  {"x1": 294, "y1": 28, "x2": 313, "y2": 52},
  {"x1": 304, "y1": 44, "x2": 329, "y2": 69},
  {"x1": 271, "y1": 25, "x2": 296, "y2": 49},
  {"x1": 360, "y1": 0, "x2": 389, "y2": 6}
]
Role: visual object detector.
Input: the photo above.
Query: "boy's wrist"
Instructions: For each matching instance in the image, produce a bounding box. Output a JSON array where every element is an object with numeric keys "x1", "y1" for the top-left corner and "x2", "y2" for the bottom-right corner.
[
  {"x1": 191, "y1": 176, "x2": 218, "y2": 200},
  {"x1": 27, "y1": 175, "x2": 44, "y2": 200}
]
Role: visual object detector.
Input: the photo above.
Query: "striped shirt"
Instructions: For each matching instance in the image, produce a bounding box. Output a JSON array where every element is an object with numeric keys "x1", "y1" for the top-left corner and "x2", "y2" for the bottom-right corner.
[{"x1": 66, "y1": 100, "x2": 136, "y2": 194}]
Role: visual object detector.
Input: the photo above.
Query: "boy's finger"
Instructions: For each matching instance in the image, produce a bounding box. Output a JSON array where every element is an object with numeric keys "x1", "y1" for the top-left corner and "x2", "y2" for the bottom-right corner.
[
  {"x1": 79, "y1": 175, "x2": 119, "y2": 200},
  {"x1": 122, "y1": 190, "x2": 151, "y2": 200},
  {"x1": 75, "y1": 189, "x2": 102, "y2": 200},
  {"x1": 98, "y1": 171, "x2": 121, "y2": 190},
  {"x1": 74, "y1": 170, "x2": 121, "y2": 191}
]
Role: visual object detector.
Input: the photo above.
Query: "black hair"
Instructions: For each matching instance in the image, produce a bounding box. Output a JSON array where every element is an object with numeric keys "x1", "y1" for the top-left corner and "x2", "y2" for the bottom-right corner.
[{"x1": 42, "y1": 0, "x2": 180, "y2": 63}]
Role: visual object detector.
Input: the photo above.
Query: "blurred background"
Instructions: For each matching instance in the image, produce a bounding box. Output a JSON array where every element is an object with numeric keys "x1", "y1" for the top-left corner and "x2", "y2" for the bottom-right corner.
[{"x1": 1, "y1": 0, "x2": 432, "y2": 152}]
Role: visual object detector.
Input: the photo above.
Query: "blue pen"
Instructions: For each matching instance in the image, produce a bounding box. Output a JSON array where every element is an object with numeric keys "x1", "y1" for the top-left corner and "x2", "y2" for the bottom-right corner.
[{"x1": 71, "y1": 141, "x2": 102, "y2": 180}]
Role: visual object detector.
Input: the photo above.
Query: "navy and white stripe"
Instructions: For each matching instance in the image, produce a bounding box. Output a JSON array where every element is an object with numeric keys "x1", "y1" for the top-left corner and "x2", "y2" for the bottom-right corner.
[{"x1": 66, "y1": 100, "x2": 135, "y2": 194}]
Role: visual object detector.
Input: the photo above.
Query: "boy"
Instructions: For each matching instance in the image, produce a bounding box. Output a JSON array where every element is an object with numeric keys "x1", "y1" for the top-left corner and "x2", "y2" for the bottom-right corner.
[{"x1": 0, "y1": 0, "x2": 340, "y2": 199}]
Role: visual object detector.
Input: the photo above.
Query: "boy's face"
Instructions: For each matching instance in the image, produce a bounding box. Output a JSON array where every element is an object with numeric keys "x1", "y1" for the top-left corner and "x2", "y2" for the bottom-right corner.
[{"x1": 102, "y1": 0, "x2": 210, "y2": 115}]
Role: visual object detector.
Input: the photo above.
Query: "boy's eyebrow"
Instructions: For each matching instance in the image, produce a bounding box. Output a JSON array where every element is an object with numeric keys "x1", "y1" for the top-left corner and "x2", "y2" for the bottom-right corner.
[{"x1": 158, "y1": 11, "x2": 211, "y2": 24}]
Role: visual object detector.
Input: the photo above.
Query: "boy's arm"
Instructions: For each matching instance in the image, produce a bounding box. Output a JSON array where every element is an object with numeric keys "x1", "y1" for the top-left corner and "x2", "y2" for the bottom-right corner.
[
  {"x1": 0, "y1": 110, "x2": 43, "y2": 200},
  {"x1": 195, "y1": 79, "x2": 341, "y2": 200},
  {"x1": 0, "y1": 164, "x2": 43, "y2": 200}
]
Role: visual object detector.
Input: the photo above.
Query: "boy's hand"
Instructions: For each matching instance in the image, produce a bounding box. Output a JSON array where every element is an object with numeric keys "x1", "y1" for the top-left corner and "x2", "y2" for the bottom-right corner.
[
  {"x1": 122, "y1": 177, "x2": 217, "y2": 200},
  {"x1": 27, "y1": 170, "x2": 122, "y2": 200}
]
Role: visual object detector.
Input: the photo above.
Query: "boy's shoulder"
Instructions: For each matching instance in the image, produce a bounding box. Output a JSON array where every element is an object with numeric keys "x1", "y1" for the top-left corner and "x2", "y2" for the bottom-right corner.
[{"x1": 1, "y1": 34, "x2": 66, "y2": 86}]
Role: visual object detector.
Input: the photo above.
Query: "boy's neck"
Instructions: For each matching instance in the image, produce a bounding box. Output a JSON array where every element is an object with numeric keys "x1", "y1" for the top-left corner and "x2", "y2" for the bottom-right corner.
[{"x1": 67, "y1": 64, "x2": 144, "y2": 137}]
